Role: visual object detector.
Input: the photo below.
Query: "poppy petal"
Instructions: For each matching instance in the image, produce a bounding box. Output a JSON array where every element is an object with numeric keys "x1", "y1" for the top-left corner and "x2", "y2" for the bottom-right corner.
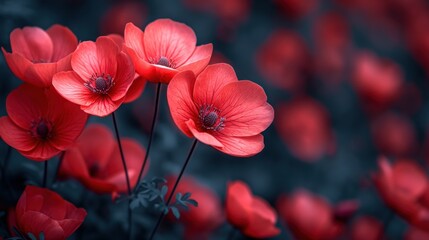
[
  {"x1": 124, "y1": 22, "x2": 147, "y2": 60},
  {"x1": 167, "y1": 71, "x2": 198, "y2": 137},
  {"x1": 193, "y1": 63, "x2": 238, "y2": 106},
  {"x1": 186, "y1": 119, "x2": 223, "y2": 148},
  {"x1": 243, "y1": 197, "x2": 280, "y2": 238},
  {"x1": 109, "y1": 52, "x2": 135, "y2": 101},
  {"x1": 46, "y1": 24, "x2": 78, "y2": 62},
  {"x1": 1, "y1": 49, "x2": 35, "y2": 85},
  {"x1": 59, "y1": 146, "x2": 90, "y2": 178},
  {"x1": 20, "y1": 141, "x2": 61, "y2": 161},
  {"x1": 0, "y1": 117, "x2": 37, "y2": 152},
  {"x1": 177, "y1": 43, "x2": 213, "y2": 76},
  {"x1": 214, "y1": 80, "x2": 274, "y2": 137},
  {"x1": 124, "y1": 76, "x2": 147, "y2": 103},
  {"x1": 215, "y1": 134, "x2": 264, "y2": 157},
  {"x1": 144, "y1": 19, "x2": 196, "y2": 67},
  {"x1": 10, "y1": 27, "x2": 53, "y2": 62},
  {"x1": 226, "y1": 181, "x2": 253, "y2": 228},
  {"x1": 52, "y1": 71, "x2": 97, "y2": 107},
  {"x1": 81, "y1": 96, "x2": 121, "y2": 117}
]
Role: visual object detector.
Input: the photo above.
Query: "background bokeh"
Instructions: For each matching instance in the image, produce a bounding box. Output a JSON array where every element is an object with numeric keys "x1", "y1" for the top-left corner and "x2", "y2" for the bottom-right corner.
[{"x1": 1, "y1": 0, "x2": 429, "y2": 239}]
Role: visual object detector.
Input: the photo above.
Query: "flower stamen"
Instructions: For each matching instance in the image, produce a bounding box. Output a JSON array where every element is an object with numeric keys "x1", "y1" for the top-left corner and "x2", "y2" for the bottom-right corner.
[
  {"x1": 199, "y1": 105, "x2": 225, "y2": 131},
  {"x1": 84, "y1": 73, "x2": 114, "y2": 94}
]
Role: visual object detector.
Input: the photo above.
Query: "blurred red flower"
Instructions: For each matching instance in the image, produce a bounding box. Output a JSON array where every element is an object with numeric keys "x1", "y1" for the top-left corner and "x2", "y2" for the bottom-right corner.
[
  {"x1": 2, "y1": 25, "x2": 78, "y2": 88},
  {"x1": 10, "y1": 185, "x2": 86, "y2": 240},
  {"x1": 312, "y1": 12, "x2": 350, "y2": 84},
  {"x1": 256, "y1": 30, "x2": 310, "y2": 92},
  {"x1": 275, "y1": 0, "x2": 318, "y2": 20},
  {"x1": 350, "y1": 216, "x2": 383, "y2": 240},
  {"x1": 166, "y1": 176, "x2": 223, "y2": 240},
  {"x1": 59, "y1": 124, "x2": 146, "y2": 195},
  {"x1": 373, "y1": 157, "x2": 429, "y2": 230},
  {"x1": 124, "y1": 19, "x2": 213, "y2": 84},
  {"x1": 0, "y1": 84, "x2": 87, "y2": 161},
  {"x1": 52, "y1": 36, "x2": 135, "y2": 117},
  {"x1": 352, "y1": 52, "x2": 403, "y2": 114},
  {"x1": 277, "y1": 190, "x2": 357, "y2": 240},
  {"x1": 167, "y1": 63, "x2": 274, "y2": 157},
  {"x1": 100, "y1": 1, "x2": 146, "y2": 35},
  {"x1": 275, "y1": 97, "x2": 334, "y2": 162},
  {"x1": 226, "y1": 181, "x2": 280, "y2": 239},
  {"x1": 371, "y1": 113, "x2": 417, "y2": 158},
  {"x1": 405, "y1": 227, "x2": 429, "y2": 240}
]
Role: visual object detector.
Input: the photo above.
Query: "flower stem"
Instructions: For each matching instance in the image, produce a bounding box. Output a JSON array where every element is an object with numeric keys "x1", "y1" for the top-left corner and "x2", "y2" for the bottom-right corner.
[
  {"x1": 148, "y1": 139, "x2": 198, "y2": 240},
  {"x1": 136, "y1": 83, "x2": 162, "y2": 188},
  {"x1": 111, "y1": 112, "x2": 132, "y2": 240},
  {"x1": 42, "y1": 161, "x2": 48, "y2": 188}
]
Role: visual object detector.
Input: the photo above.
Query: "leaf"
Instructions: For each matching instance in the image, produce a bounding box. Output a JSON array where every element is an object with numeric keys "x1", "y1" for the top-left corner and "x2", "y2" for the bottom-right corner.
[
  {"x1": 175, "y1": 192, "x2": 182, "y2": 201},
  {"x1": 182, "y1": 192, "x2": 191, "y2": 200},
  {"x1": 39, "y1": 232, "x2": 45, "y2": 240},
  {"x1": 170, "y1": 206, "x2": 180, "y2": 219},
  {"x1": 160, "y1": 185, "x2": 168, "y2": 198},
  {"x1": 186, "y1": 199, "x2": 198, "y2": 207},
  {"x1": 130, "y1": 199, "x2": 140, "y2": 210},
  {"x1": 27, "y1": 233, "x2": 37, "y2": 240}
]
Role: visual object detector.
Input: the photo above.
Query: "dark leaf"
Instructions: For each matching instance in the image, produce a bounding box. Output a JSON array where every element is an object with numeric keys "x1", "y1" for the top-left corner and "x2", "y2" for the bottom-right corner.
[
  {"x1": 186, "y1": 199, "x2": 198, "y2": 207},
  {"x1": 170, "y1": 206, "x2": 180, "y2": 219}
]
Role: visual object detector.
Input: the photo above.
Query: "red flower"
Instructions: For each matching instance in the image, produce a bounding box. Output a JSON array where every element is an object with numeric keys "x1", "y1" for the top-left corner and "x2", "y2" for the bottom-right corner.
[
  {"x1": 0, "y1": 84, "x2": 87, "y2": 161},
  {"x1": 2, "y1": 25, "x2": 78, "y2": 88},
  {"x1": 166, "y1": 176, "x2": 223, "y2": 240},
  {"x1": 277, "y1": 190, "x2": 357, "y2": 240},
  {"x1": 371, "y1": 113, "x2": 417, "y2": 158},
  {"x1": 256, "y1": 30, "x2": 310, "y2": 91},
  {"x1": 52, "y1": 36, "x2": 135, "y2": 117},
  {"x1": 124, "y1": 19, "x2": 213, "y2": 84},
  {"x1": 350, "y1": 216, "x2": 383, "y2": 240},
  {"x1": 405, "y1": 227, "x2": 429, "y2": 240},
  {"x1": 167, "y1": 63, "x2": 274, "y2": 157},
  {"x1": 275, "y1": 97, "x2": 335, "y2": 162},
  {"x1": 11, "y1": 185, "x2": 86, "y2": 240},
  {"x1": 275, "y1": 0, "x2": 319, "y2": 20},
  {"x1": 59, "y1": 124, "x2": 146, "y2": 195},
  {"x1": 100, "y1": 1, "x2": 146, "y2": 35},
  {"x1": 352, "y1": 51, "x2": 403, "y2": 114},
  {"x1": 373, "y1": 157, "x2": 429, "y2": 230},
  {"x1": 226, "y1": 181, "x2": 280, "y2": 239}
]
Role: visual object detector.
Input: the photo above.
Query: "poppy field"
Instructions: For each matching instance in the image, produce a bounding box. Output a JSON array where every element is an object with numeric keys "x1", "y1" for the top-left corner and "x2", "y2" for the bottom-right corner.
[{"x1": 1, "y1": 0, "x2": 429, "y2": 239}]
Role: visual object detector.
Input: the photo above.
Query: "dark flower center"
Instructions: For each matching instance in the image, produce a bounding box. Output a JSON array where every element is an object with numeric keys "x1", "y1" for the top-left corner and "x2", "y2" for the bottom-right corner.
[
  {"x1": 157, "y1": 56, "x2": 171, "y2": 67},
  {"x1": 199, "y1": 105, "x2": 225, "y2": 131},
  {"x1": 89, "y1": 163, "x2": 99, "y2": 177},
  {"x1": 84, "y1": 73, "x2": 114, "y2": 94},
  {"x1": 30, "y1": 119, "x2": 52, "y2": 140}
]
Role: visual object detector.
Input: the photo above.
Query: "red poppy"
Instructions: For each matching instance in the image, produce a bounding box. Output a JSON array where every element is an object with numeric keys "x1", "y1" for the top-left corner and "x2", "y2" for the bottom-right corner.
[
  {"x1": 124, "y1": 19, "x2": 213, "y2": 84},
  {"x1": 226, "y1": 181, "x2": 280, "y2": 239},
  {"x1": 256, "y1": 30, "x2": 310, "y2": 92},
  {"x1": 167, "y1": 63, "x2": 274, "y2": 157},
  {"x1": 59, "y1": 124, "x2": 146, "y2": 195},
  {"x1": 373, "y1": 157, "x2": 429, "y2": 230},
  {"x1": 275, "y1": 97, "x2": 334, "y2": 162},
  {"x1": 352, "y1": 51, "x2": 403, "y2": 114},
  {"x1": 0, "y1": 84, "x2": 87, "y2": 161},
  {"x1": 405, "y1": 227, "x2": 429, "y2": 240},
  {"x1": 277, "y1": 190, "x2": 356, "y2": 240},
  {"x1": 2, "y1": 25, "x2": 78, "y2": 88},
  {"x1": 100, "y1": 1, "x2": 146, "y2": 35},
  {"x1": 371, "y1": 113, "x2": 417, "y2": 158},
  {"x1": 52, "y1": 36, "x2": 135, "y2": 117},
  {"x1": 350, "y1": 216, "x2": 383, "y2": 240},
  {"x1": 166, "y1": 176, "x2": 223, "y2": 240},
  {"x1": 10, "y1": 185, "x2": 86, "y2": 240}
]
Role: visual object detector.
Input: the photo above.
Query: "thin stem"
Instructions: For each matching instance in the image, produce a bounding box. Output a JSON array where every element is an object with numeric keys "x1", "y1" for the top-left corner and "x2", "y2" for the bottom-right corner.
[
  {"x1": 42, "y1": 161, "x2": 48, "y2": 188},
  {"x1": 111, "y1": 112, "x2": 132, "y2": 240},
  {"x1": 111, "y1": 112, "x2": 132, "y2": 195},
  {"x1": 148, "y1": 139, "x2": 198, "y2": 240},
  {"x1": 136, "y1": 83, "x2": 162, "y2": 188}
]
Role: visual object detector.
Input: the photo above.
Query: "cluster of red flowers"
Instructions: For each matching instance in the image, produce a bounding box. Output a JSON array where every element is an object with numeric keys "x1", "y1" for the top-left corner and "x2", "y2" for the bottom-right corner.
[{"x1": 0, "y1": 17, "x2": 275, "y2": 239}]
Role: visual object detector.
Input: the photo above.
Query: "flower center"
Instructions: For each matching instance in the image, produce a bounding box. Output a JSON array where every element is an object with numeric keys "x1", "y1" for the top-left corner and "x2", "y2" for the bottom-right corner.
[
  {"x1": 149, "y1": 56, "x2": 176, "y2": 68},
  {"x1": 30, "y1": 118, "x2": 52, "y2": 140},
  {"x1": 157, "y1": 56, "x2": 171, "y2": 67},
  {"x1": 84, "y1": 73, "x2": 114, "y2": 94},
  {"x1": 89, "y1": 163, "x2": 99, "y2": 177},
  {"x1": 199, "y1": 105, "x2": 225, "y2": 131}
]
